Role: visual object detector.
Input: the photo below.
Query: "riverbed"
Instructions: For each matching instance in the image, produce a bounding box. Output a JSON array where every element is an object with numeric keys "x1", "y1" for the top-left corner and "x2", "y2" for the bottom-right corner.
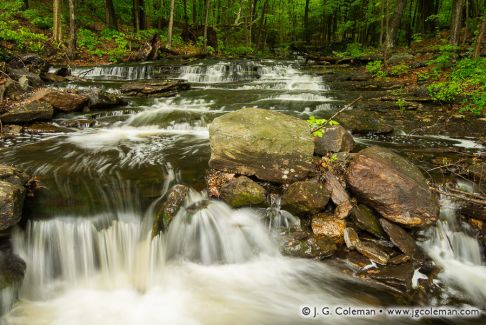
[{"x1": 0, "y1": 59, "x2": 484, "y2": 324}]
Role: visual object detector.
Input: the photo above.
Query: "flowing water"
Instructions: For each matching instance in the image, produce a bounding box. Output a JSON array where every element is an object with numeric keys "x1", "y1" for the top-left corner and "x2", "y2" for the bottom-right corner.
[{"x1": 1, "y1": 60, "x2": 485, "y2": 324}]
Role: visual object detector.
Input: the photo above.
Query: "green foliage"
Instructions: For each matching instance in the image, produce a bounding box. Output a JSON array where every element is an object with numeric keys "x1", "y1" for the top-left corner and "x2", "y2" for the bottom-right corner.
[
  {"x1": 428, "y1": 81, "x2": 461, "y2": 103},
  {"x1": 395, "y1": 99, "x2": 408, "y2": 112},
  {"x1": 390, "y1": 63, "x2": 409, "y2": 76},
  {"x1": 78, "y1": 28, "x2": 101, "y2": 53},
  {"x1": 428, "y1": 44, "x2": 460, "y2": 71},
  {"x1": 428, "y1": 58, "x2": 485, "y2": 115},
  {"x1": 22, "y1": 9, "x2": 52, "y2": 29},
  {"x1": 335, "y1": 42, "x2": 377, "y2": 58},
  {"x1": 366, "y1": 60, "x2": 387, "y2": 78},
  {"x1": 306, "y1": 116, "x2": 340, "y2": 137},
  {"x1": 330, "y1": 154, "x2": 338, "y2": 164},
  {"x1": 222, "y1": 46, "x2": 255, "y2": 56}
]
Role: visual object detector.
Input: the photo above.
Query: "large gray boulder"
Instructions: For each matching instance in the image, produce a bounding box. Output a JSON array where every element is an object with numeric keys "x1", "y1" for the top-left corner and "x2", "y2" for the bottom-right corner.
[
  {"x1": 0, "y1": 165, "x2": 28, "y2": 230},
  {"x1": 346, "y1": 146, "x2": 439, "y2": 227},
  {"x1": 0, "y1": 101, "x2": 53, "y2": 124},
  {"x1": 208, "y1": 108, "x2": 314, "y2": 183}
]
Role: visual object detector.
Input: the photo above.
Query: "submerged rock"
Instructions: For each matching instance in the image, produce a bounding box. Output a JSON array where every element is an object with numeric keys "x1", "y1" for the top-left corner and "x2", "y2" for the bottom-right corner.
[
  {"x1": 0, "y1": 251, "x2": 26, "y2": 290},
  {"x1": 314, "y1": 125, "x2": 355, "y2": 155},
  {"x1": 220, "y1": 176, "x2": 266, "y2": 208},
  {"x1": 208, "y1": 108, "x2": 315, "y2": 183},
  {"x1": 281, "y1": 181, "x2": 330, "y2": 216},
  {"x1": 120, "y1": 80, "x2": 190, "y2": 96},
  {"x1": 0, "y1": 101, "x2": 53, "y2": 124},
  {"x1": 346, "y1": 146, "x2": 439, "y2": 227},
  {"x1": 311, "y1": 213, "x2": 346, "y2": 244},
  {"x1": 152, "y1": 184, "x2": 189, "y2": 236}
]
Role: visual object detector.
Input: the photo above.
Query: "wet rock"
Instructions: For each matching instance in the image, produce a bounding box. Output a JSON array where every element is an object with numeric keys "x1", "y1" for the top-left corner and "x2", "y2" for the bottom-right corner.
[
  {"x1": 23, "y1": 122, "x2": 72, "y2": 134},
  {"x1": 355, "y1": 242, "x2": 389, "y2": 265},
  {"x1": 152, "y1": 184, "x2": 189, "y2": 236},
  {"x1": 205, "y1": 169, "x2": 235, "y2": 198},
  {"x1": 0, "y1": 101, "x2": 53, "y2": 124},
  {"x1": 59, "y1": 119, "x2": 96, "y2": 129},
  {"x1": 379, "y1": 219, "x2": 419, "y2": 258},
  {"x1": 314, "y1": 125, "x2": 355, "y2": 155},
  {"x1": 344, "y1": 227, "x2": 360, "y2": 248},
  {"x1": 322, "y1": 171, "x2": 352, "y2": 219},
  {"x1": 311, "y1": 213, "x2": 346, "y2": 244},
  {"x1": 0, "y1": 125, "x2": 22, "y2": 138},
  {"x1": 9, "y1": 54, "x2": 49, "y2": 74},
  {"x1": 460, "y1": 202, "x2": 486, "y2": 221},
  {"x1": 387, "y1": 53, "x2": 414, "y2": 65},
  {"x1": 338, "y1": 112, "x2": 394, "y2": 135},
  {"x1": 220, "y1": 176, "x2": 266, "y2": 208},
  {"x1": 3, "y1": 80, "x2": 23, "y2": 101},
  {"x1": 389, "y1": 254, "x2": 411, "y2": 265},
  {"x1": 346, "y1": 146, "x2": 439, "y2": 227},
  {"x1": 208, "y1": 108, "x2": 315, "y2": 183},
  {"x1": 351, "y1": 204, "x2": 386, "y2": 239},
  {"x1": 0, "y1": 181, "x2": 26, "y2": 230},
  {"x1": 0, "y1": 165, "x2": 29, "y2": 187},
  {"x1": 7, "y1": 68, "x2": 44, "y2": 88},
  {"x1": 0, "y1": 251, "x2": 26, "y2": 290},
  {"x1": 87, "y1": 90, "x2": 128, "y2": 109},
  {"x1": 281, "y1": 181, "x2": 330, "y2": 216},
  {"x1": 31, "y1": 88, "x2": 89, "y2": 113},
  {"x1": 281, "y1": 227, "x2": 336, "y2": 258},
  {"x1": 367, "y1": 262, "x2": 415, "y2": 292},
  {"x1": 120, "y1": 80, "x2": 190, "y2": 96},
  {"x1": 41, "y1": 73, "x2": 67, "y2": 83}
]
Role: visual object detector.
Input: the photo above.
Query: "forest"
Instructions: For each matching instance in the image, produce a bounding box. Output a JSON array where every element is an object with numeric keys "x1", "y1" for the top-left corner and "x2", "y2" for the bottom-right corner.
[{"x1": 0, "y1": 1, "x2": 486, "y2": 324}]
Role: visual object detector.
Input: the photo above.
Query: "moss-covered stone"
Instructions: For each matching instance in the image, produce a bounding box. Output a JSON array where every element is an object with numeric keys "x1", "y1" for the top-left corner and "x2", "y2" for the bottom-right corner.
[
  {"x1": 281, "y1": 181, "x2": 330, "y2": 217},
  {"x1": 209, "y1": 108, "x2": 314, "y2": 184},
  {"x1": 220, "y1": 176, "x2": 266, "y2": 208}
]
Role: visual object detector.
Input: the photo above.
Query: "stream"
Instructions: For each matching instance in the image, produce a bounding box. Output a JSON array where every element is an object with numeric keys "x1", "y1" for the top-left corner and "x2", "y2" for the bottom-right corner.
[{"x1": 0, "y1": 60, "x2": 484, "y2": 324}]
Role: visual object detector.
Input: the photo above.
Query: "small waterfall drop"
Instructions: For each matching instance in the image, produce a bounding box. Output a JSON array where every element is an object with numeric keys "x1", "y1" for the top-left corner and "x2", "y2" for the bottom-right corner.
[{"x1": 421, "y1": 195, "x2": 486, "y2": 307}]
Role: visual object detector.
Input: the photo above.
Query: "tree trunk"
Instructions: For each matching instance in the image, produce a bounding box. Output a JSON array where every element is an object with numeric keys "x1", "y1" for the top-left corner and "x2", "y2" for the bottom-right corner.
[
  {"x1": 203, "y1": 0, "x2": 211, "y2": 51},
  {"x1": 183, "y1": 0, "x2": 189, "y2": 26},
  {"x1": 473, "y1": 12, "x2": 486, "y2": 58},
  {"x1": 385, "y1": 0, "x2": 407, "y2": 48},
  {"x1": 450, "y1": 0, "x2": 464, "y2": 45},
  {"x1": 53, "y1": 0, "x2": 62, "y2": 43},
  {"x1": 193, "y1": 0, "x2": 197, "y2": 25},
  {"x1": 133, "y1": 0, "x2": 140, "y2": 32},
  {"x1": 68, "y1": 0, "x2": 77, "y2": 58},
  {"x1": 105, "y1": 0, "x2": 118, "y2": 30},
  {"x1": 167, "y1": 0, "x2": 175, "y2": 48},
  {"x1": 304, "y1": 0, "x2": 310, "y2": 43},
  {"x1": 23, "y1": 0, "x2": 29, "y2": 10}
]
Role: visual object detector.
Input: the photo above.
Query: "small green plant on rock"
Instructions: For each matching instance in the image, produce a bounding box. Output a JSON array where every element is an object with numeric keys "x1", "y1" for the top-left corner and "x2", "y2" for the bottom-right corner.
[
  {"x1": 396, "y1": 98, "x2": 407, "y2": 111},
  {"x1": 307, "y1": 116, "x2": 339, "y2": 137}
]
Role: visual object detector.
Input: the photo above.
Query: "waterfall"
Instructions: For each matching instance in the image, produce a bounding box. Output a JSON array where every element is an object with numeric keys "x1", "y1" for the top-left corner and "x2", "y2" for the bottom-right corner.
[
  {"x1": 2, "y1": 188, "x2": 379, "y2": 325},
  {"x1": 70, "y1": 65, "x2": 169, "y2": 80},
  {"x1": 421, "y1": 196, "x2": 486, "y2": 307}
]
